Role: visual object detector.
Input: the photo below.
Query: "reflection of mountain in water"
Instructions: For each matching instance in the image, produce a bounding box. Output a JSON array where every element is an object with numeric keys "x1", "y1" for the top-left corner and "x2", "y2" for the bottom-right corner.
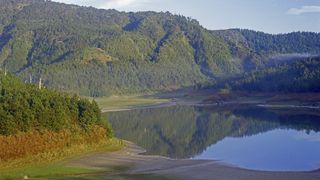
[{"x1": 107, "y1": 106, "x2": 320, "y2": 159}]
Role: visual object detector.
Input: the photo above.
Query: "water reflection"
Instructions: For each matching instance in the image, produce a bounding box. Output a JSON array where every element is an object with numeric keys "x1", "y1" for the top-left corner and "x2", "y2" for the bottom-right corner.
[{"x1": 107, "y1": 105, "x2": 320, "y2": 171}]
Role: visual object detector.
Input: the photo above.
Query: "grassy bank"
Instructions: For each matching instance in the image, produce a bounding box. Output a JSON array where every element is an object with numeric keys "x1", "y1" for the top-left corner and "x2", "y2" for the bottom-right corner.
[
  {"x1": 0, "y1": 137, "x2": 123, "y2": 179},
  {"x1": 91, "y1": 96, "x2": 169, "y2": 111},
  {"x1": 0, "y1": 72, "x2": 126, "y2": 179},
  {"x1": 0, "y1": 125, "x2": 124, "y2": 179}
]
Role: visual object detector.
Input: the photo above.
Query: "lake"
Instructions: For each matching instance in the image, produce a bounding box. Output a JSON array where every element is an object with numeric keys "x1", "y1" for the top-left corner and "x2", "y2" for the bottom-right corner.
[{"x1": 107, "y1": 105, "x2": 320, "y2": 171}]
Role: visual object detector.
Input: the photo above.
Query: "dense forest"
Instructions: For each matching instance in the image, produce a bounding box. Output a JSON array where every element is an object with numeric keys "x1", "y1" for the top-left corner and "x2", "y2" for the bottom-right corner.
[
  {"x1": 213, "y1": 29, "x2": 320, "y2": 70},
  {"x1": 0, "y1": 71, "x2": 112, "y2": 161},
  {"x1": 227, "y1": 56, "x2": 320, "y2": 92},
  {"x1": 0, "y1": 71, "x2": 108, "y2": 135},
  {"x1": 0, "y1": 0, "x2": 320, "y2": 96}
]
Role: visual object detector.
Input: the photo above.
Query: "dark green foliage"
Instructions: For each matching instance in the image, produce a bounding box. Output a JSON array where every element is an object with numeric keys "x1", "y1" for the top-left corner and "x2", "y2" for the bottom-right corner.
[
  {"x1": 78, "y1": 99, "x2": 100, "y2": 131},
  {"x1": 229, "y1": 57, "x2": 320, "y2": 92},
  {"x1": 0, "y1": 0, "x2": 320, "y2": 96},
  {"x1": 0, "y1": 0, "x2": 216, "y2": 96},
  {"x1": 237, "y1": 29, "x2": 320, "y2": 54},
  {"x1": 0, "y1": 71, "x2": 110, "y2": 136}
]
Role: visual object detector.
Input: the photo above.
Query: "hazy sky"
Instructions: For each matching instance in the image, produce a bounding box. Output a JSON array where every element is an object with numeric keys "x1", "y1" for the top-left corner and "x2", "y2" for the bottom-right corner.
[{"x1": 53, "y1": 0, "x2": 320, "y2": 34}]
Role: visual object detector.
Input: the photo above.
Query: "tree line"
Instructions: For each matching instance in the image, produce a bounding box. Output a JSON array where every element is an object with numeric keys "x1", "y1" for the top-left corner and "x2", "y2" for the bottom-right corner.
[{"x1": 0, "y1": 71, "x2": 111, "y2": 136}]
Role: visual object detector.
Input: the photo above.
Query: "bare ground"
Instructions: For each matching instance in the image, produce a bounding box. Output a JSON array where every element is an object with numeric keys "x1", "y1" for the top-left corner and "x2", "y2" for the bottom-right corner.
[{"x1": 67, "y1": 141, "x2": 320, "y2": 180}]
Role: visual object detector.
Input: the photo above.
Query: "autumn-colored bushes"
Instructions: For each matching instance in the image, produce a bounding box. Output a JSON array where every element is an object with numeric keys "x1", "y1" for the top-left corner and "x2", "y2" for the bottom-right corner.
[{"x1": 0, "y1": 126, "x2": 108, "y2": 161}]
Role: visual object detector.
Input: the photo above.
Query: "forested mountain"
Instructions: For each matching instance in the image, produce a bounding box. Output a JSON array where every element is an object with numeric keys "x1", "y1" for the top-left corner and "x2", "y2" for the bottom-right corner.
[
  {"x1": 0, "y1": 0, "x2": 319, "y2": 96},
  {"x1": 228, "y1": 56, "x2": 320, "y2": 92},
  {"x1": 213, "y1": 29, "x2": 320, "y2": 71}
]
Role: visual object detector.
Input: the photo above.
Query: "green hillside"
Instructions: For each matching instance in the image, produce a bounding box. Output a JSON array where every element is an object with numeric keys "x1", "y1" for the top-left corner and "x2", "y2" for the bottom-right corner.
[
  {"x1": 213, "y1": 29, "x2": 320, "y2": 71},
  {"x1": 228, "y1": 56, "x2": 320, "y2": 92},
  {"x1": 1, "y1": 0, "x2": 320, "y2": 96}
]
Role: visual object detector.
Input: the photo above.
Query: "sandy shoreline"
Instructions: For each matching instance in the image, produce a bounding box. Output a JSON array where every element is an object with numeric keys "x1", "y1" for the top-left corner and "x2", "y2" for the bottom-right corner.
[{"x1": 67, "y1": 141, "x2": 320, "y2": 180}]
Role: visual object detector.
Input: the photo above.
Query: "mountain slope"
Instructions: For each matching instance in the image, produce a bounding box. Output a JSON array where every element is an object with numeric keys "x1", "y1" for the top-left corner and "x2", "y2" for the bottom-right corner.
[
  {"x1": 213, "y1": 29, "x2": 320, "y2": 71},
  {"x1": 228, "y1": 56, "x2": 320, "y2": 92},
  {"x1": 0, "y1": 0, "x2": 319, "y2": 96}
]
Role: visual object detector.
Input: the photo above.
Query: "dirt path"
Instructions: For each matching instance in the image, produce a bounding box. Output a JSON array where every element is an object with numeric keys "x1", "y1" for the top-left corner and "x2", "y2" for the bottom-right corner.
[{"x1": 67, "y1": 141, "x2": 320, "y2": 180}]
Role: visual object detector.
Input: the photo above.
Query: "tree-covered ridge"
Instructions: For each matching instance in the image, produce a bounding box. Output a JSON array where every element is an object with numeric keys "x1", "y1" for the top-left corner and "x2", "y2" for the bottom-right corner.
[
  {"x1": 0, "y1": 71, "x2": 110, "y2": 136},
  {"x1": 0, "y1": 0, "x2": 226, "y2": 96},
  {"x1": 228, "y1": 56, "x2": 320, "y2": 92},
  {"x1": 0, "y1": 0, "x2": 320, "y2": 96},
  {"x1": 213, "y1": 29, "x2": 320, "y2": 71}
]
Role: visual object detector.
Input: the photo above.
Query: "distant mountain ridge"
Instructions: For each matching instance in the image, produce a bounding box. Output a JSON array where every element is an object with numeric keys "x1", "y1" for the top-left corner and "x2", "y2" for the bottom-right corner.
[
  {"x1": 228, "y1": 56, "x2": 320, "y2": 92},
  {"x1": 0, "y1": 0, "x2": 319, "y2": 96}
]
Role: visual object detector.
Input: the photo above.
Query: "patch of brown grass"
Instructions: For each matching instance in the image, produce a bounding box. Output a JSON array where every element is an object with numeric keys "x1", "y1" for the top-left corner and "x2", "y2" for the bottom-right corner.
[{"x1": 0, "y1": 126, "x2": 108, "y2": 162}]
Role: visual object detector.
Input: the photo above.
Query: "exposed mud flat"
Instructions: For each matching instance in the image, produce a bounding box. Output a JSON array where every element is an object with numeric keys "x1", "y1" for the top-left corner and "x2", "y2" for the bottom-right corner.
[{"x1": 67, "y1": 141, "x2": 320, "y2": 180}]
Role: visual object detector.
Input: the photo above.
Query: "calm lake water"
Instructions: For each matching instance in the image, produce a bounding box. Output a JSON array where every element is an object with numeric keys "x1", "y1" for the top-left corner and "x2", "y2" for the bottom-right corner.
[{"x1": 107, "y1": 105, "x2": 320, "y2": 171}]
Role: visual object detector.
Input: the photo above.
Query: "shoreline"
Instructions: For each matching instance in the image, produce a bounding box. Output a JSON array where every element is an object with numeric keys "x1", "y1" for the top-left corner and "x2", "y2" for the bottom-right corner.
[
  {"x1": 102, "y1": 99, "x2": 320, "y2": 113},
  {"x1": 67, "y1": 141, "x2": 320, "y2": 180},
  {"x1": 101, "y1": 101, "x2": 178, "y2": 113},
  {"x1": 257, "y1": 104, "x2": 320, "y2": 109},
  {"x1": 99, "y1": 92, "x2": 320, "y2": 113}
]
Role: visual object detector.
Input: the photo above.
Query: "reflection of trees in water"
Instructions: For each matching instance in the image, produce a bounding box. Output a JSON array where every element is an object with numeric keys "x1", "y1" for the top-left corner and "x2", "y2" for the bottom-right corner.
[
  {"x1": 108, "y1": 106, "x2": 320, "y2": 159},
  {"x1": 231, "y1": 107, "x2": 320, "y2": 133}
]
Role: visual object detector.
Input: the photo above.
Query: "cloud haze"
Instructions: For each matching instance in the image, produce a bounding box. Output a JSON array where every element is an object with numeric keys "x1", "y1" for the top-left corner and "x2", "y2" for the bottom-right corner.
[{"x1": 287, "y1": 5, "x2": 320, "y2": 15}]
